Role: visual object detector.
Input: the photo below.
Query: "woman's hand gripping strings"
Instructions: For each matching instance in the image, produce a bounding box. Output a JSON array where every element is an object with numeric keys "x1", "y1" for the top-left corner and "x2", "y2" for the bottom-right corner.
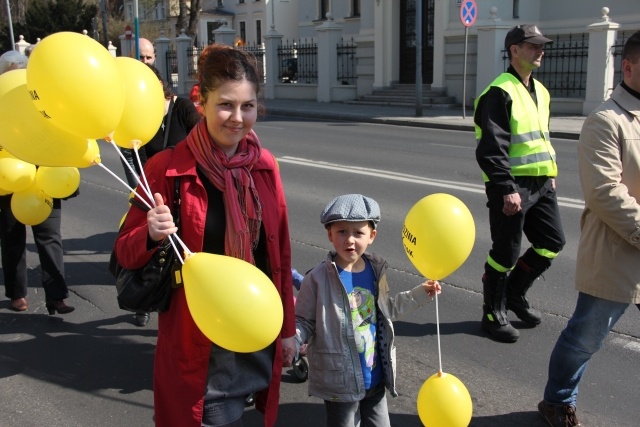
[{"x1": 147, "y1": 193, "x2": 179, "y2": 243}]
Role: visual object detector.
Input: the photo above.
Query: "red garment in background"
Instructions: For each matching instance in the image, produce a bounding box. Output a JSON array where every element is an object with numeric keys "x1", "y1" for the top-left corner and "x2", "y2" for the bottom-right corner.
[{"x1": 189, "y1": 84, "x2": 204, "y2": 115}]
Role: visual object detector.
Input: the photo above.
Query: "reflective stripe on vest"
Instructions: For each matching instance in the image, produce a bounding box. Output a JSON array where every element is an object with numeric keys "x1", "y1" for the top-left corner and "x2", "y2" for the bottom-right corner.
[{"x1": 475, "y1": 73, "x2": 558, "y2": 182}]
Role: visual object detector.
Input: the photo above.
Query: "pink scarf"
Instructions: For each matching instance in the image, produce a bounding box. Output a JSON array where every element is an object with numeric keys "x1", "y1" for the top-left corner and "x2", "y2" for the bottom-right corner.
[{"x1": 186, "y1": 120, "x2": 262, "y2": 265}]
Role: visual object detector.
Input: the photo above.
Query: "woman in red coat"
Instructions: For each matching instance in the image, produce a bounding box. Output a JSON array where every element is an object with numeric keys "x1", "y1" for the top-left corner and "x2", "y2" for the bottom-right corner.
[{"x1": 115, "y1": 44, "x2": 296, "y2": 427}]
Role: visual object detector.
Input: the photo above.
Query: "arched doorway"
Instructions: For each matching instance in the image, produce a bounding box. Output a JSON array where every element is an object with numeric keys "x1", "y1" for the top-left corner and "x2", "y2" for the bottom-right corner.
[{"x1": 400, "y1": 0, "x2": 434, "y2": 84}]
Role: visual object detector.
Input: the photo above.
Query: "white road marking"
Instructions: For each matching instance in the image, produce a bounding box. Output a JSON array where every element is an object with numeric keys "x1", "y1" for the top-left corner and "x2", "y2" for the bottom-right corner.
[{"x1": 278, "y1": 156, "x2": 585, "y2": 210}]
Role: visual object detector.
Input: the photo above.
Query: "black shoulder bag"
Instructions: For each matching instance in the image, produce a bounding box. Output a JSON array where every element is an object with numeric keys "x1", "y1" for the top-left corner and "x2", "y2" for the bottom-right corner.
[{"x1": 110, "y1": 177, "x2": 181, "y2": 313}]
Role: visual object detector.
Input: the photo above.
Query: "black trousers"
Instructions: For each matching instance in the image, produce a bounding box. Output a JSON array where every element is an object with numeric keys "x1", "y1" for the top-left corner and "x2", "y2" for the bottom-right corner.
[
  {"x1": 486, "y1": 176, "x2": 566, "y2": 272},
  {"x1": 0, "y1": 195, "x2": 68, "y2": 300}
]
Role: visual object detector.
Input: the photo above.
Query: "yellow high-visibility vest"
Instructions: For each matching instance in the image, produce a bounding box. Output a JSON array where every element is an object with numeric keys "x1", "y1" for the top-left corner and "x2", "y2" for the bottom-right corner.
[{"x1": 475, "y1": 73, "x2": 557, "y2": 182}]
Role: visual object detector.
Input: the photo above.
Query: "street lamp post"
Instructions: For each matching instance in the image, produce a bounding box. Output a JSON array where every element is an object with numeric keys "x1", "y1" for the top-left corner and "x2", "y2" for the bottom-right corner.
[{"x1": 5, "y1": 0, "x2": 16, "y2": 51}]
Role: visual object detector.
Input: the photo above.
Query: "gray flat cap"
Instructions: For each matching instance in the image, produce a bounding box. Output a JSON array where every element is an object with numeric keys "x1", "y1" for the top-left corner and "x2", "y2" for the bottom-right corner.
[{"x1": 321, "y1": 194, "x2": 381, "y2": 229}]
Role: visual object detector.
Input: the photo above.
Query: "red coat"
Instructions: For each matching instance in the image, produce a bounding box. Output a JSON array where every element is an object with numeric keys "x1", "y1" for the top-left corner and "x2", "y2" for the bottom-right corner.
[{"x1": 115, "y1": 141, "x2": 295, "y2": 427}]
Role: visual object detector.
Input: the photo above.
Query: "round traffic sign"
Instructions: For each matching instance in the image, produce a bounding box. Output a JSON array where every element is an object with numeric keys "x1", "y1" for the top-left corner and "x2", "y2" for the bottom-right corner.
[{"x1": 460, "y1": 0, "x2": 478, "y2": 27}]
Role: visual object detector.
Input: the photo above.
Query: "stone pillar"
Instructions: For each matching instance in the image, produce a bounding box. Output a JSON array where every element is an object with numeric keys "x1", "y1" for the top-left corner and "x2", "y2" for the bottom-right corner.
[
  {"x1": 213, "y1": 19, "x2": 237, "y2": 47},
  {"x1": 583, "y1": 7, "x2": 620, "y2": 115},
  {"x1": 174, "y1": 29, "x2": 192, "y2": 96},
  {"x1": 155, "y1": 31, "x2": 171, "y2": 84},
  {"x1": 120, "y1": 35, "x2": 133, "y2": 57},
  {"x1": 315, "y1": 14, "x2": 342, "y2": 102},
  {"x1": 107, "y1": 41, "x2": 117, "y2": 57},
  {"x1": 264, "y1": 27, "x2": 283, "y2": 99},
  {"x1": 15, "y1": 35, "x2": 30, "y2": 55},
  {"x1": 474, "y1": 7, "x2": 511, "y2": 98},
  {"x1": 430, "y1": 0, "x2": 448, "y2": 91}
]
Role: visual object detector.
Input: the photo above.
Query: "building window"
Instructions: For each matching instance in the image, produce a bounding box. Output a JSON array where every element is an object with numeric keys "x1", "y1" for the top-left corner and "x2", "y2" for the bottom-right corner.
[
  {"x1": 352, "y1": 0, "x2": 360, "y2": 17},
  {"x1": 256, "y1": 20, "x2": 262, "y2": 44},
  {"x1": 239, "y1": 21, "x2": 246, "y2": 43},
  {"x1": 319, "y1": 0, "x2": 329, "y2": 20},
  {"x1": 239, "y1": 0, "x2": 245, "y2": 3}
]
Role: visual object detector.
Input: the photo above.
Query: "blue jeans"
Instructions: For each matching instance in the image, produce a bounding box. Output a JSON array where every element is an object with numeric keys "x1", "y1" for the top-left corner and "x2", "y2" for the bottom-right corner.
[
  {"x1": 544, "y1": 292, "x2": 639, "y2": 406},
  {"x1": 324, "y1": 383, "x2": 390, "y2": 427}
]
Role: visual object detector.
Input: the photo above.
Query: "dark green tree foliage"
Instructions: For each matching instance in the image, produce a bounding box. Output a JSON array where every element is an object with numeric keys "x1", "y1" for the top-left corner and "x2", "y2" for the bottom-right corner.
[{"x1": 2, "y1": 0, "x2": 98, "y2": 51}]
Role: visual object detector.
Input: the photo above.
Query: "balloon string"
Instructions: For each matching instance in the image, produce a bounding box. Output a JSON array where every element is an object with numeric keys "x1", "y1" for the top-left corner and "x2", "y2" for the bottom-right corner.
[
  {"x1": 95, "y1": 162, "x2": 152, "y2": 210},
  {"x1": 107, "y1": 140, "x2": 154, "y2": 205},
  {"x1": 104, "y1": 140, "x2": 193, "y2": 264},
  {"x1": 435, "y1": 290, "x2": 443, "y2": 374}
]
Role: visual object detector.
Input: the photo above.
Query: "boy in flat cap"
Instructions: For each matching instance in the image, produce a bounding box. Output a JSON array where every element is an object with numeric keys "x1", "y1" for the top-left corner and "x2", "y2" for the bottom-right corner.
[
  {"x1": 473, "y1": 24, "x2": 566, "y2": 343},
  {"x1": 294, "y1": 194, "x2": 441, "y2": 427}
]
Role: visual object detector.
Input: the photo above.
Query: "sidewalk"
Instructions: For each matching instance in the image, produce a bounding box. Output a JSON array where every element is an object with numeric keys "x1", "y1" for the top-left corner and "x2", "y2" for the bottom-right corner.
[{"x1": 264, "y1": 98, "x2": 586, "y2": 140}]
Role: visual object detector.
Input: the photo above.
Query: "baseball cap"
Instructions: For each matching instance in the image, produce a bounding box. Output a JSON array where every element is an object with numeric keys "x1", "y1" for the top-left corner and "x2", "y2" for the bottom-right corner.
[
  {"x1": 505, "y1": 24, "x2": 552, "y2": 50},
  {"x1": 320, "y1": 194, "x2": 381, "y2": 229}
]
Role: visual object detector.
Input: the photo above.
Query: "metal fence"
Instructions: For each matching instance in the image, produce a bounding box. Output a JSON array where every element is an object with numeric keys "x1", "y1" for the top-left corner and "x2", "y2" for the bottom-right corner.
[
  {"x1": 166, "y1": 47, "x2": 178, "y2": 92},
  {"x1": 611, "y1": 30, "x2": 631, "y2": 88},
  {"x1": 503, "y1": 33, "x2": 589, "y2": 98},
  {"x1": 337, "y1": 38, "x2": 357, "y2": 85},
  {"x1": 238, "y1": 42, "x2": 266, "y2": 83},
  {"x1": 277, "y1": 39, "x2": 318, "y2": 84}
]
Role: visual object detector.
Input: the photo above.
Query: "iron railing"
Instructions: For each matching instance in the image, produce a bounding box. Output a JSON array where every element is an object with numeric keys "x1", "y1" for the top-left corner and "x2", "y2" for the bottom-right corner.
[
  {"x1": 337, "y1": 38, "x2": 357, "y2": 85},
  {"x1": 238, "y1": 42, "x2": 266, "y2": 83},
  {"x1": 277, "y1": 39, "x2": 318, "y2": 84},
  {"x1": 503, "y1": 33, "x2": 589, "y2": 98},
  {"x1": 611, "y1": 30, "x2": 630, "y2": 89}
]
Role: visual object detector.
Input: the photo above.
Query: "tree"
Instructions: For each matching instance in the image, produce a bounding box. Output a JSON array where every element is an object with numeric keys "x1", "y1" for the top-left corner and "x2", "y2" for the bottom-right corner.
[
  {"x1": 174, "y1": 0, "x2": 201, "y2": 39},
  {"x1": 19, "y1": 0, "x2": 98, "y2": 42},
  {"x1": 0, "y1": 0, "x2": 98, "y2": 51}
]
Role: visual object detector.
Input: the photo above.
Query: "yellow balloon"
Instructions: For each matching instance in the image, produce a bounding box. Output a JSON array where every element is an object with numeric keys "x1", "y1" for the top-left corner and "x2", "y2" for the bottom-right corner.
[
  {"x1": 182, "y1": 252, "x2": 284, "y2": 353},
  {"x1": 11, "y1": 182, "x2": 53, "y2": 225},
  {"x1": 417, "y1": 372, "x2": 473, "y2": 427},
  {"x1": 0, "y1": 145, "x2": 16, "y2": 159},
  {"x1": 402, "y1": 194, "x2": 475, "y2": 279},
  {"x1": 111, "y1": 57, "x2": 165, "y2": 149},
  {"x1": 26, "y1": 31, "x2": 125, "y2": 139},
  {"x1": 35, "y1": 167, "x2": 80, "y2": 199},
  {"x1": 0, "y1": 157, "x2": 36, "y2": 192},
  {"x1": 0, "y1": 69, "x2": 101, "y2": 168}
]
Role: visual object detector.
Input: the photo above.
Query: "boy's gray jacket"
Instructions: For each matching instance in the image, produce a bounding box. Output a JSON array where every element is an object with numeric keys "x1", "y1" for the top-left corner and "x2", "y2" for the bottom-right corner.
[{"x1": 295, "y1": 251, "x2": 432, "y2": 402}]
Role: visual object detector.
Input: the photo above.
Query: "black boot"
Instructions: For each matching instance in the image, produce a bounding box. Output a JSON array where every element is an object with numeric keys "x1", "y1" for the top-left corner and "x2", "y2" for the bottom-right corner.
[
  {"x1": 481, "y1": 271, "x2": 519, "y2": 343},
  {"x1": 506, "y1": 259, "x2": 544, "y2": 325}
]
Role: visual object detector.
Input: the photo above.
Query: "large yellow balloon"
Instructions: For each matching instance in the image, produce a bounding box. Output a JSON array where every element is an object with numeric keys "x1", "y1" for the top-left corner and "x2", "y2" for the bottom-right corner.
[
  {"x1": 0, "y1": 69, "x2": 101, "y2": 168},
  {"x1": 26, "y1": 31, "x2": 125, "y2": 139},
  {"x1": 11, "y1": 182, "x2": 53, "y2": 225},
  {"x1": 35, "y1": 167, "x2": 80, "y2": 199},
  {"x1": 417, "y1": 372, "x2": 473, "y2": 427},
  {"x1": 182, "y1": 252, "x2": 284, "y2": 353},
  {"x1": 0, "y1": 157, "x2": 36, "y2": 192},
  {"x1": 402, "y1": 194, "x2": 475, "y2": 279},
  {"x1": 111, "y1": 57, "x2": 165, "y2": 149}
]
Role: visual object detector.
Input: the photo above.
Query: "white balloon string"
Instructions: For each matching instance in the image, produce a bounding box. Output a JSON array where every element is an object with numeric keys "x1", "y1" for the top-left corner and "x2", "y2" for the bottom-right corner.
[
  {"x1": 168, "y1": 235, "x2": 184, "y2": 264},
  {"x1": 95, "y1": 162, "x2": 152, "y2": 210},
  {"x1": 107, "y1": 139, "x2": 154, "y2": 204},
  {"x1": 435, "y1": 289, "x2": 443, "y2": 373},
  {"x1": 133, "y1": 142, "x2": 154, "y2": 206}
]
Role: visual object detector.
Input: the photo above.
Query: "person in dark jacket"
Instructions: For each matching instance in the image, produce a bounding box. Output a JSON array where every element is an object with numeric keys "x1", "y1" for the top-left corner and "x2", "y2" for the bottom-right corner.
[{"x1": 474, "y1": 24, "x2": 566, "y2": 343}]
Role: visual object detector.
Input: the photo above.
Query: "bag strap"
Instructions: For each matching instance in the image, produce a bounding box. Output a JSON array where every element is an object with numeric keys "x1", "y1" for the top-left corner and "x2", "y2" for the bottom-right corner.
[{"x1": 162, "y1": 97, "x2": 175, "y2": 151}]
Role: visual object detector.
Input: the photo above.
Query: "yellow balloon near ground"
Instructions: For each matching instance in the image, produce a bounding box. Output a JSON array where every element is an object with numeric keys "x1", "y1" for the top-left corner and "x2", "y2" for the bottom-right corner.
[
  {"x1": 402, "y1": 193, "x2": 475, "y2": 279},
  {"x1": 0, "y1": 69, "x2": 101, "y2": 168},
  {"x1": 182, "y1": 252, "x2": 284, "y2": 353},
  {"x1": 417, "y1": 372, "x2": 472, "y2": 427},
  {"x1": 111, "y1": 57, "x2": 165, "y2": 149},
  {"x1": 26, "y1": 31, "x2": 125, "y2": 139},
  {"x1": 0, "y1": 157, "x2": 36, "y2": 192},
  {"x1": 11, "y1": 183, "x2": 53, "y2": 225},
  {"x1": 35, "y1": 167, "x2": 80, "y2": 199}
]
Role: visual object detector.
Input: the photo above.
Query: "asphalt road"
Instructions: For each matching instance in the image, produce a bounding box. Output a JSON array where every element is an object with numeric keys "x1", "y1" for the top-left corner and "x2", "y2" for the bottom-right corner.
[{"x1": 0, "y1": 115, "x2": 637, "y2": 427}]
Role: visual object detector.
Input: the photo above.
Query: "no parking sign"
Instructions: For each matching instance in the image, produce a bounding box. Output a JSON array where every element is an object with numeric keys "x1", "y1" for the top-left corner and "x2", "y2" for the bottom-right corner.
[{"x1": 460, "y1": 0, "x2": 477, "y2": 27}]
